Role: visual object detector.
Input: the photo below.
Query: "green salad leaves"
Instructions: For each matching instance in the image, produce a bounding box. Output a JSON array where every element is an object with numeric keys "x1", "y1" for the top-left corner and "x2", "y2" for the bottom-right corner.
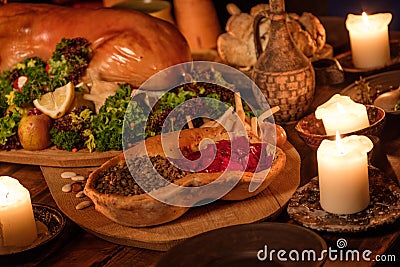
[
  {"x1": 0, "y1": 37, "x2": 92, "y2": 148},
  {"x1": 3, "y1": 58, "x2": 49, "y2": 108},
  {"x1": 0, "y1": 110, "x2": 21, "y2": 147},
  {"x1": 0, "y1": 39, "x2": 255, "y2": 153},
  {"x1": 50, "y1": 84, "x2": 144, "y2": 152},
  {"x1": 47, "y1": 38, "x2": 91, "y2": 89},
  {"x1": 90, "y1": 84, "x2": 134, "y2": 151}
]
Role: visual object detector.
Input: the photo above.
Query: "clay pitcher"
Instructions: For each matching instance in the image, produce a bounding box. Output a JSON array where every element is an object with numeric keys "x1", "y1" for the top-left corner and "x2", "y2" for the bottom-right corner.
[
  {"x1": 174, "y1": 0, "x2": 221, "y2": 51},
  {"x1": 251, "y1": 0, "x2": 315, "y2": 123}
]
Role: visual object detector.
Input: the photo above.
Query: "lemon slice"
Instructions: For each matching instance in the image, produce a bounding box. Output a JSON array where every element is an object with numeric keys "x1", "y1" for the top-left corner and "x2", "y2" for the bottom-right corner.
[{"x1": 33, "y1": 82, "x2": 75, "y2": 119}]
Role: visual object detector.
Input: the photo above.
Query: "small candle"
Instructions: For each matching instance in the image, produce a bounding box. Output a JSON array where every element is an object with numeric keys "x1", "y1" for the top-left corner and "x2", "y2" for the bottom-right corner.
[
  {"x1": 315, "y1": 94, "x2": 370, "y2": 135},
  {"x1": 317, "y1": 134, "x2": 373, "y2": 214},
  {"x1": 0, "y1": 176, "x2": 37, "y2": 249},
  {"x1": 346, "y1": 12, "x2": 392, "y2": 69}
]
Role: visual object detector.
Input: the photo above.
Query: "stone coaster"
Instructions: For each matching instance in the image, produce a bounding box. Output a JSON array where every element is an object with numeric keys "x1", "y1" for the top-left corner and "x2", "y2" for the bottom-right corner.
[{"x1": 287, "y1": 166, "x2": 400, "y2": 233}]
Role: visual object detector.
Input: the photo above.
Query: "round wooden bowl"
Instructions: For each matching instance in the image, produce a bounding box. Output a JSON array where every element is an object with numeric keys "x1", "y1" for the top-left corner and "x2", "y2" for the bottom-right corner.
[{"x1": 295, "y1": 105, "x2": 386, "y2": 150}]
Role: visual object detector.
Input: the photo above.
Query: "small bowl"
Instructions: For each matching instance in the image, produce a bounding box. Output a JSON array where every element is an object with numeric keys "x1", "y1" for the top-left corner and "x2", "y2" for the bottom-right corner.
[
  {"x1": 312, "y1": 58, "x2": 345, "y2": 86},
  {"x1": 373, "y1": 88, "x2": 400, "y2": 115},
  {"x1": 295, "y1": 105, "x2": 386, "y2": 150}
]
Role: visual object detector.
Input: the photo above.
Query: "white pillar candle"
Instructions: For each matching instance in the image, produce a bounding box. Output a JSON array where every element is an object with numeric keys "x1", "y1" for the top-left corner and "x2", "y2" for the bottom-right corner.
[
  {"x1": 317, "y1": 134, "x2": 373, "y2": 214},
  {"x1": 346, "y1": 12, "x2": 392, "y2": 69},
  {"x1": 315, "y1": 94, "x2": 370, "y2": 136},
  {"x1": 0, "y1": 176, "x2": 37, "y2": 249}
]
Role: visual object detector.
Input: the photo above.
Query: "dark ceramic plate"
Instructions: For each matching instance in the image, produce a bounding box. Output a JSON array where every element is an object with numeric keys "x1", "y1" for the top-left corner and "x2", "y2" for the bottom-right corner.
[
  {"x1": 341, "y1": 69, "x2": 400, "y2": 104},
  {"x1": 0, "y1": 203, "x2": 66, "y2": 255},
  {"x1": 155, "y1": 222, "x2": 327, "y2": 267},
  {"x1": 287, "y1": 167, "x2": 400, "y2": 233},
  {"x1": 335, "y1": 40, "x2": 400, "y2": 73}
]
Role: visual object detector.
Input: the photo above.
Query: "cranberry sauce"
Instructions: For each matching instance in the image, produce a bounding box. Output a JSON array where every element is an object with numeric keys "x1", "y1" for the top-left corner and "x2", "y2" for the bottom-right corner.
[{"x1": 170, "y1": 136, "x2": 273, "y2": 173}]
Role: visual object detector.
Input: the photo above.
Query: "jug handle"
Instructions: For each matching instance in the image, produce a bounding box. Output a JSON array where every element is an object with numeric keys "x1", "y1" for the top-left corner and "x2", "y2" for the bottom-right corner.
[{"x1": 253, "y1": 10, "x2": 271, "y2": 59}]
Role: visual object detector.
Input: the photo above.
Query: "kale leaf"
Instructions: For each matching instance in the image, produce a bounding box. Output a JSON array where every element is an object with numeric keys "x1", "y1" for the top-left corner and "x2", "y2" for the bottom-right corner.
[{"x1": 48, "y1": 37, "x2": 91, "y2": 89}]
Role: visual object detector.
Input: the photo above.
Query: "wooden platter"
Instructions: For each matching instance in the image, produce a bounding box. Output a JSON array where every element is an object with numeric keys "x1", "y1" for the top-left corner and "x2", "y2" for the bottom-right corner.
[
  {"x1": 40, "y1": 141, "x2": 300, "y2": 251},
  {"x1": 0, "y1": 146, "x2": 121, "y2": 167}
]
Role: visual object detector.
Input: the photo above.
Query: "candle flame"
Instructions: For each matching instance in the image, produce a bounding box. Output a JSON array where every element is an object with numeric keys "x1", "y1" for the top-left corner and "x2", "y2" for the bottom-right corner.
[
  {"x1": 335, "y1": 130, "x2": 345, "y2": 155},
  {"x1": 362, "y1": 12, "x2": 370, "y2": 26}
]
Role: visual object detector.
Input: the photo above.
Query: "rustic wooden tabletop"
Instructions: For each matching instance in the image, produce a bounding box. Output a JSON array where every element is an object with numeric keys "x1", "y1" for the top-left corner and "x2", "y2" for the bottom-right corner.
[
  {"x1": 0, "y1": 74, "x2": 399, "y2": 266},
  {"x1": 0, "y1": 19, "x2": 399, "y2": 267}
]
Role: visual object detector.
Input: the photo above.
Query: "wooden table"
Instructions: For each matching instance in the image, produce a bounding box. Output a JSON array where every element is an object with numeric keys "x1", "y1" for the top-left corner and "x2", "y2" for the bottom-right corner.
[
  {"x1": 1, "y1": 18, "x2": 400, "y2": 264},
  {"x1": 0, "y1": 73, "x2": 399, "y2": 266}
]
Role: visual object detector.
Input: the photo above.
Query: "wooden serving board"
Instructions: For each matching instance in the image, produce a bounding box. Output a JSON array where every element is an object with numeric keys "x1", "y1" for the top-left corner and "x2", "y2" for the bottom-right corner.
[
  {"x1": 0, "y1": 146, "x2": 121, "y2": 167},
  {"x1": 41, "y1": 141, "x2": 300, "y2": 251}
]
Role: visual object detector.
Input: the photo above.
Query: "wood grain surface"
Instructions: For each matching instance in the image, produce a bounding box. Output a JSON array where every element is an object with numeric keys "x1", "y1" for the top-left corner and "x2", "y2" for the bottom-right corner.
[
  {"x1": 0, "y1": 146, "x2": 121, "y2": 167},
  {"x1": 40, "y1": 141, "x2": 300, "y2": 251}
]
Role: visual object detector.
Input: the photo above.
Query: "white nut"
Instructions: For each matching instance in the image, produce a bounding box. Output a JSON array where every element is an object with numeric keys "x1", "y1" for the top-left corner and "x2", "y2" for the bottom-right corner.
[
  {"x1": 71, "y1": 175, "x2": 85, "y2": 181},
  {"x1": 61, "y1": 171, "x2": 77, "y2": 179},
  {"x1": 75, "y1": 200, "x2": 92, "y2": 210},
  {"x1": 62, "y1": 183, "x2": 72, "y2": 193},
  {"x1": 75, "y1": 191, "x2": 85, "y2": 198}
]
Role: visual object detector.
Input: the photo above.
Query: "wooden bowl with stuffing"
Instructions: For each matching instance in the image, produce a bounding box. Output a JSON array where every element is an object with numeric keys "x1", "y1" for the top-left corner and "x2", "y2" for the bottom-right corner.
[{"x1": 84, "y1": 127, "x2": 286, "y2": 227}]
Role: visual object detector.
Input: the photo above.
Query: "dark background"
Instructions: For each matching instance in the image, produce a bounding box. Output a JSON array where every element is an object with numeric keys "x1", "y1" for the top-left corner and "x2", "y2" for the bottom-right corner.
[
  {"x1": 212, "y1": 0, "x2": 399, "y2": 31},
  {"x1": 6, "y1": 0, "x2": 400, "y2": 30}
]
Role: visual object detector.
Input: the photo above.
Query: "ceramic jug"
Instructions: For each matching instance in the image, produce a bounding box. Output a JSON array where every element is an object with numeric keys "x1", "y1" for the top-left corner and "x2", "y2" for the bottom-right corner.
[
  {"x1": 174, "y1": 0, "x2": 221, "y2": 51},
  {"x1": 251, "y1": 0, "x2": 315, "y2": 123}
]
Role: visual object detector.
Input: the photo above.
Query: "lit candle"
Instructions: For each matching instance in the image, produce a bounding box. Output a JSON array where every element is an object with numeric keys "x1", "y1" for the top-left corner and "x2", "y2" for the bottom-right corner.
[
  {"x1": 315, "y1": 94, "x2": 370, "y2": 135},
  {"x1": 0, "y1": 176, "x2": 37, "y2": 250},
  {"x1": 317, "y1": 134, "x2": 373, "y2": 214},
  {"x1": 346, "y1": 12, "x2": 392, "y2": 69}
]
